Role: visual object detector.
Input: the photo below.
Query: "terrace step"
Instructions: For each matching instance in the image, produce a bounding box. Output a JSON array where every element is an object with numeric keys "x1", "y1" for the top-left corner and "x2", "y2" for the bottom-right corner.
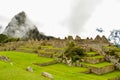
[
  {"x1": 80, "y1": 62, "x2": 115, "y2": 75},
  {"x1": 44, "y1": 48, "x2": 65, "y2": 53},
  {"x1": 85, "y1": 52, "x2": 99, "y2": 57},
  {"x1": 83, "y1": 56, "x2": 105, "y2": 64},
  {"x1": 38, "y1": 50, "x2": 53, "y2": 58}
]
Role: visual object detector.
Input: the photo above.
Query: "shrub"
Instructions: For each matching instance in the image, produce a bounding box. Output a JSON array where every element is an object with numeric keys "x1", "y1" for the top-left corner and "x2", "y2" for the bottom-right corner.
[{"x1": 64, "y1": 42, "x2": 85, "y2": 62}]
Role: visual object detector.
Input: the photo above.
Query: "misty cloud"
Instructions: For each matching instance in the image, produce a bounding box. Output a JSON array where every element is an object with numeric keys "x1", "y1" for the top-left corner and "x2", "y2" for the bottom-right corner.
[
  {"x1": 0, "y1": 15, "x2": 9, "y2": 23},
  {"x1": 68, "y1": 0, "x2": 103, "y2": 34}
]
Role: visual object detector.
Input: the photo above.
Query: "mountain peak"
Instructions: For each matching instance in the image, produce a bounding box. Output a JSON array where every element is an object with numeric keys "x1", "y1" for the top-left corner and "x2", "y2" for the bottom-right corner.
[
  {"x1": 15, "y1": 11, "x2": 26, "y2": 25},
  {"x1": 3, "y1": 11, "x2": 46, "y2": 40}
]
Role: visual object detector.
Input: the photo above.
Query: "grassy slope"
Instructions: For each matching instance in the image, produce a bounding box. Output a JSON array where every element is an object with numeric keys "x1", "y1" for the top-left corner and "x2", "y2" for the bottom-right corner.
[{"x1": 0, "y1": 51, "x2": 120, "y2": 80}]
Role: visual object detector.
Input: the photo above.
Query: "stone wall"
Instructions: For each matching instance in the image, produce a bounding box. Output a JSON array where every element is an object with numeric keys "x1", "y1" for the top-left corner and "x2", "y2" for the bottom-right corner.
[
  {"x1": 80, "y1": 63, "x2": 115, "y2": 75},
  {"x1": 84, "y1": 57, "x2": 105, "y2": 64},
  {"x1": 90, "y1": 65, "x2": 114, "y2": 75}
]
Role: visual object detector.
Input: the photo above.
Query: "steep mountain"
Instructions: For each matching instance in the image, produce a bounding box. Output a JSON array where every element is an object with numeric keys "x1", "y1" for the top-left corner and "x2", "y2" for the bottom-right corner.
[{"x1": 3, "y1": 11, "x2": 47, "y2": 40}]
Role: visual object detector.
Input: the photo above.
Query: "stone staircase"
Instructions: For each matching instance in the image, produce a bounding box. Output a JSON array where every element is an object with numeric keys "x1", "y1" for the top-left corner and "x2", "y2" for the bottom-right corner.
[{"x1": 80, "y1": 52, "x2": 115, "y2": 75}]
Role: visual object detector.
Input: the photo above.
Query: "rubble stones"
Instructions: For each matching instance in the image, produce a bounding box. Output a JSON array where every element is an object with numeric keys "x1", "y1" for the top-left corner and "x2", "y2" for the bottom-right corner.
[
  {"x1": 0, "y1": 56, "x2": 10, "y2": 62},
  {"x1": 41, "y1": 72, "x2": 54, "y2": 80}
]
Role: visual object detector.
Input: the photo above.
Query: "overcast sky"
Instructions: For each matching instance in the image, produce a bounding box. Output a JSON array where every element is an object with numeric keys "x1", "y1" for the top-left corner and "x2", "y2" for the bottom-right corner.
[{"x1": 0, "y1": 0, "x2": 120, "y2": 39}]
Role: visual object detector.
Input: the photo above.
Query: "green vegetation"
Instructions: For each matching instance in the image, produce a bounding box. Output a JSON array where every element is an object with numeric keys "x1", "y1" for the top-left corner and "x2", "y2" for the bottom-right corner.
[
  {"x1": 80, "y1": 62, "x2": 113, "y2": 68},
  {"x1": 0, "y1": 34, "x2": 19, "y2": 43},
  {"x1": 89, "y1": 56, "x2": 104, "y2": 59},
  {"x1": 85, "y1": 52, "x2": 98, "y2": 56},
  {"x1": 64, "y1": 41, "x2": 85, "y2": 62},
  {"x1": 103, "y1": 46, "x2": 120, "y2": 57},
  {"x1": 0, "y1": 51, "x2": 119, "y2": 80}
]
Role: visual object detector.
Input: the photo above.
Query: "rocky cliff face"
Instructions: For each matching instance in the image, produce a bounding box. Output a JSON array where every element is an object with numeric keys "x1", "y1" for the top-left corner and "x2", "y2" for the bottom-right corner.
[{"x1": 3, "y1": 11, "x2": 46, "y2": 40}]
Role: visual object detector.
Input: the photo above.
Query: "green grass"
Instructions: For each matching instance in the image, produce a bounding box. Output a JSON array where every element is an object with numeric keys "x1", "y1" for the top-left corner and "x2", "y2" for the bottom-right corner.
[
  {"x1": 89, "y1": 56, "x2": 104, "y2": 59},
  {"x1": 86, "y1": 52, "x2": 98, "y2": 54},
  {"x1": 85, "y1": 52, "x2": 98, "y2": 56},
  {"x1": 80, "y1": 62, "x2": 113, "y2": 68},
  {"x1": 0, "y1": 51, "x2": 120, "y2": 80},
  {"x1": 0, "y1": 51, "x2": 54, "y2": 68},
  {"x1": 0, "y1": 61, "x2": 47, "y2": 80}
]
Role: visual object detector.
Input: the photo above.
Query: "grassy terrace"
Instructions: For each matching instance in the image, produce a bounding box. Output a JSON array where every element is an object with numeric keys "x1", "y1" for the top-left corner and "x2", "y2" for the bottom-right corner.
[
  {"x1": 85, "y1": 52, "x2": 98, "y2": 56},
  {"x1": 41, "y1": 46, "x2": 65, "y2": 51},
  {"x1": 0, "y1": 51, "x2": 120, "y2": 80},
  {"x1": 0, "y1": 51, "x2": 54, "y2": 68},
  {"x1": 80, "y1": 62, "x2": 113, "y2": 68},
  {"x1": 87, "y1": 55, "x2": 104, "y2": 59},
  {"x1": 41, "y1": 46, "x2": 54, "y2": 49},
  {"x1": 38, "y1": 50, "x2": 54, "y2": 54}
]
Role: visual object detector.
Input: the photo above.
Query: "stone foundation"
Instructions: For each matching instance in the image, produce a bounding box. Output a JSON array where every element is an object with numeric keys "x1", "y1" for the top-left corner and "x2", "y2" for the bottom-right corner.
[
  {"x1": 80, "y1": 63, "x2": 115, "y2": 75},
  {"x1": 90, "y1": 65, "x2": 114, "y2": 75},
  {"x1": 84, "y1": 57, "x2": 105, "y2": 64}
]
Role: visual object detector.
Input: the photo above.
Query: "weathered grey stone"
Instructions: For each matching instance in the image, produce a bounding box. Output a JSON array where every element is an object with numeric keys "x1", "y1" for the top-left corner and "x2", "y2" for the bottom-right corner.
[
  {"x1": 26, "y1": 66, "x2": 33, "y2": 72},
  {"x1": 66, "y1": 59, "x2": 72, "y2": 66},
  {"x1": 80, "y1": 63, "x2": 115, "y2": 75},
  {"x1": 42, "y1": 72, "x2": 54, "y2": 80},
  {"x1": 84, "y1": 57, "x2": 105, "y2": 64},
  {"x1": 75, "y1": 36, "x2": 81, "y2": 41},
  {"x1": 90, "y1": 65, "x2": 114, "y2": 75}
]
